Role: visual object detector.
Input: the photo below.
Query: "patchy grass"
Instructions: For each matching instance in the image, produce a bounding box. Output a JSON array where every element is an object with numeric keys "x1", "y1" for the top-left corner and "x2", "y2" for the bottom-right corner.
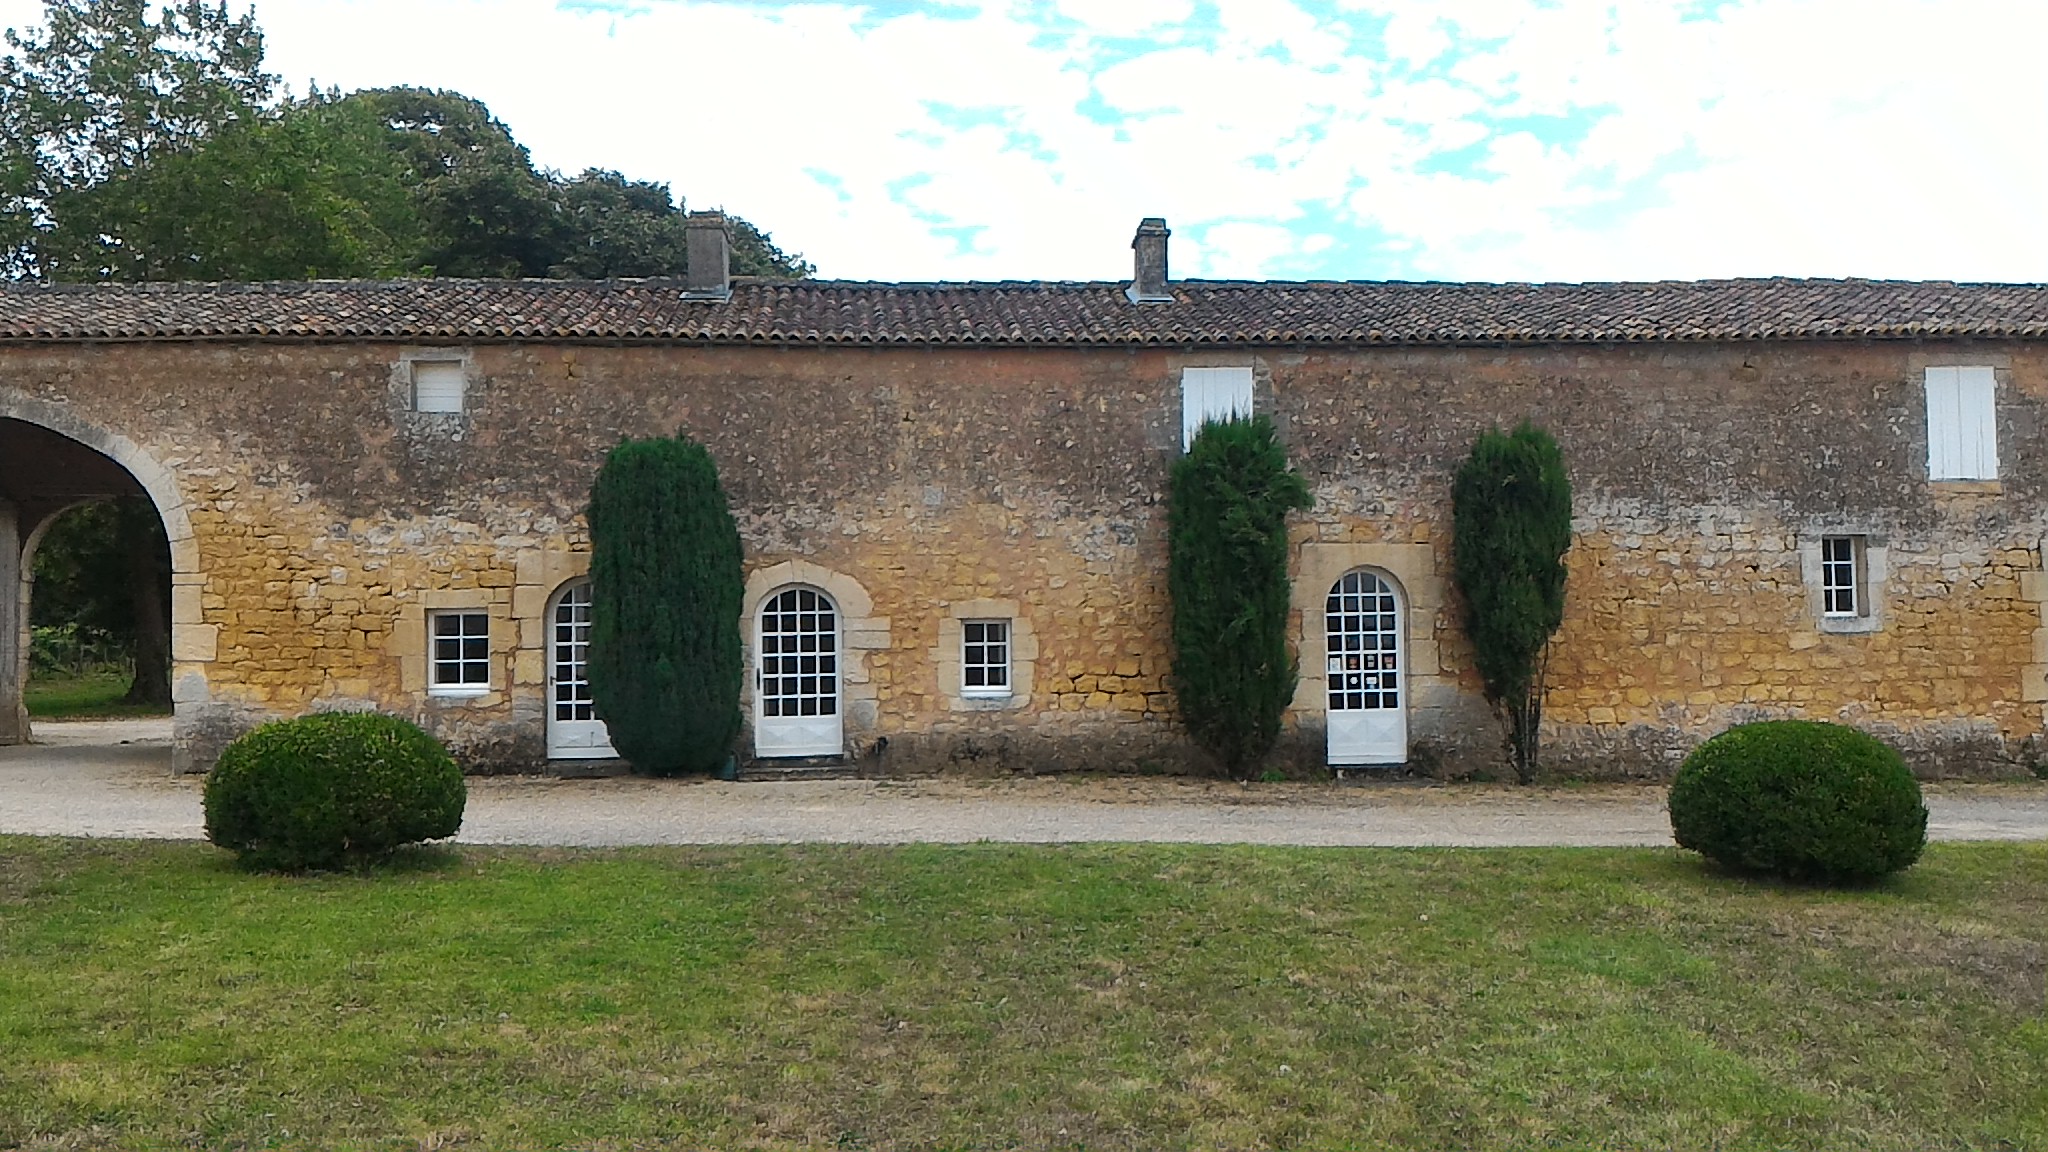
[
  {"x1": 0, "y1": 838, "x2": 2043, "y2": 1150},
  {"x1": 23, "y1": 671, "x2": 170, "y2": 719}
]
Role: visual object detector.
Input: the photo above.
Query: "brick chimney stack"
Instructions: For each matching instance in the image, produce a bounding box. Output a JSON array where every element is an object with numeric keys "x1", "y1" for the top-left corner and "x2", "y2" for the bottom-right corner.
[
  {"x1": 684, "y1": 211, "x2": 731, "y2": 299},
  {"x1": 1127, "y1": 217, "x2": 1172, "y2": 304}
]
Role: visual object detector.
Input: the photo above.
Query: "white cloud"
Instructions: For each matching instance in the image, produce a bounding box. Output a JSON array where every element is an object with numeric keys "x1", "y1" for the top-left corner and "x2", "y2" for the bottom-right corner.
[{"x1": 1052, "y1": 0, "x2": 1192, "y2": 39}]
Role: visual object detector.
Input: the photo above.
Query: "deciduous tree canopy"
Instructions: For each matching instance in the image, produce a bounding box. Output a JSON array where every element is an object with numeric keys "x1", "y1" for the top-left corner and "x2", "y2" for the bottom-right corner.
[{"x1": 0, "y1": 4, "x2": 812, "y2": 282}]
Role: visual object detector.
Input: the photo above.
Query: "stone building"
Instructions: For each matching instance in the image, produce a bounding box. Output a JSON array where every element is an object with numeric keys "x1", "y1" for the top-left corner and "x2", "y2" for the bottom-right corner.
[{"x1": 4, "y1": 217, "x2": 2047, "y2": 778}]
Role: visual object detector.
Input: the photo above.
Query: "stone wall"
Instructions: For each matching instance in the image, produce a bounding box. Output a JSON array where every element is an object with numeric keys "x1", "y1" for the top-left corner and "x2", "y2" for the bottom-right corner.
[{"x1": 1, "y1": 335, "x2": 2043, "y2": 778}]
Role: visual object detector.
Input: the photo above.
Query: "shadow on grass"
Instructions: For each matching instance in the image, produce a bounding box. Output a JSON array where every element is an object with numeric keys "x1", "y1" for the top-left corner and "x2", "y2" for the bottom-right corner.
[
  {"x1": 1672, "y1": 849, "x2": 1937, "y2": 900},
  {"x1": 206, "y1": 841, "x2": 469, "y2": 879}
]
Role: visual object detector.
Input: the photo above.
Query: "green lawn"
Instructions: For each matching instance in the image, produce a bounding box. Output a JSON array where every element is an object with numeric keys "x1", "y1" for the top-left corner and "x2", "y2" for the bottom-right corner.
[
  {"x1": 23, "y1": 671, "x2": 172, "y2": 719},
  {"x1": 1, "y1": 839, "x2": 2043, "y2": 1150}
]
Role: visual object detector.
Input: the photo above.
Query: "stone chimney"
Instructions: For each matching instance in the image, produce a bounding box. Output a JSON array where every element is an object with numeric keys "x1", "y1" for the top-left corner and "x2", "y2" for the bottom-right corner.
[
  {"x1": 684, "y1": 211, "x2": 731, "y2": 299},
  {"x1": 1127, "y1": 217, "x2": 1172, "y2": 304}
]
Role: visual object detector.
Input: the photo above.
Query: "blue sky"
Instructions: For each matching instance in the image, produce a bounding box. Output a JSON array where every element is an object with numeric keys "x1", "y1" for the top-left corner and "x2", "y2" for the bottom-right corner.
[{"x1": 7, "y1": 0, "x2": 2047, "y2": 283}]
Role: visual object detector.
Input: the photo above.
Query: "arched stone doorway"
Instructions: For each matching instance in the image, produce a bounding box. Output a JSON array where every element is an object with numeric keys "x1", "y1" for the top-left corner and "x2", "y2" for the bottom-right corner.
[{"x1": 1, "y1": 394, "x2": 200, "y2": 758}]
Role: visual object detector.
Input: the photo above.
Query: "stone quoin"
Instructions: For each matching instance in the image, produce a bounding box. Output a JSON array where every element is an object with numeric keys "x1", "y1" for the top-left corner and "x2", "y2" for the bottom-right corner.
[{"x1": 4, "y1": 218, "x2": 2048, "y2": 779}]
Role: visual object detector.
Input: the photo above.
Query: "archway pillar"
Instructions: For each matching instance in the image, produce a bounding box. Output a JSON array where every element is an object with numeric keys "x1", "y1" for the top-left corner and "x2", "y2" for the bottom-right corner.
[
  {"x1": 1, "y1": 498, "x2": 23, "y2": 745},
  {"x1": 3, "y1": 390, "x2": 210, "y2": 769}
]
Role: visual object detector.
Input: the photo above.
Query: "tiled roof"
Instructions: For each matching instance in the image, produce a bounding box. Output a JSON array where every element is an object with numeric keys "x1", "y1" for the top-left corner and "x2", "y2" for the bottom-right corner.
[{"x1": 3, "y1": 276, "x2": 2048, "y2": 346}]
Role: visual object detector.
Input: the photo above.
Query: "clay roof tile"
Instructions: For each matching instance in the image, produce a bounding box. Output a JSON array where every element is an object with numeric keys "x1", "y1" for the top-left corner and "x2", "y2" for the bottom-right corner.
[{"x1": 5, "y1": 276, "x2": 2048, "y2": 346}]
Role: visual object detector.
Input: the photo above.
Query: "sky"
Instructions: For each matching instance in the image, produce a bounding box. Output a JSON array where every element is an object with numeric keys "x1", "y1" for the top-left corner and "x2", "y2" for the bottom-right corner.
[{"x1": 6, "y1": 0, "x2": 2047, "y2": 284}]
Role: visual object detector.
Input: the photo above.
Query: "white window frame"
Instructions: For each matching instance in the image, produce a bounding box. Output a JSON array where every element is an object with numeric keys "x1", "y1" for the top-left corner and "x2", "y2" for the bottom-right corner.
[
  {"x1": 1820, "y1": 535, "x2": 1864, "y2": 618},
  {"x1": 1181, "y1": 365, "x2": 1254, "y2": 450},
  {"x1": 1925, "y1": 365, "x2": 1998, "y2": 481},
  {"x1": 960, "y1": 619, "x2": 1012, "y2": 699},
  {"x1": 1801, "y1": 534, "x2": 1886, "y2": 635},
  {"x1": 427, "y1": 609, "x2": 492, "y2": 696},
  {"x1": 410, "y1": 357, "x2": 467, "y2": 414}
]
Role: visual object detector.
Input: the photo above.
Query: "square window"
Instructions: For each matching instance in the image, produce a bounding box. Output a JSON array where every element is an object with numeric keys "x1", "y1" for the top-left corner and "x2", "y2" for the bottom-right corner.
[
  {"x1": 1925, "y1": 365, "x2": 1997, "y2": 480},
  {"x1": 961, "y1": 619, "x2": 1012, "y2": 697},
  {"x1": 1181, "y1": 366, "x2": 1254, "y2": 450},
  {"x1": 429, "y1": 611, "x2": 491, "y2": 694},
  {"x1": 412, "y1": 359, "x2": 467, "y2": 414}
]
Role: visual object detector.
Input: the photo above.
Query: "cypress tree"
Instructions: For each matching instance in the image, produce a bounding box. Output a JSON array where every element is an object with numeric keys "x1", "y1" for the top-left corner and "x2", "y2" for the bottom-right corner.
[
  {"x1": 586, "y1": 435, "x2": 743, "y2": 775},
  {"x1": 1168, "y1": 415, "x2": 1312, "y2": 777},
  {"x1": 1450, "y1": 421, "x2": 1573, "y2": 784}
]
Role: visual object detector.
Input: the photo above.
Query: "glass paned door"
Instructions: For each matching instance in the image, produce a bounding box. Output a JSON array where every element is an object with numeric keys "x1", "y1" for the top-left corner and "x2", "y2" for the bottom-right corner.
[
  {"x1": 547, "y1": 582, "x2": 617, "y2": 759},
  {"x1": 754, "y1": 586, "x2": 844, "y2": 757},
  {"x1": 1325, "y1": 570, "x2": 1407, "y2": 764}
]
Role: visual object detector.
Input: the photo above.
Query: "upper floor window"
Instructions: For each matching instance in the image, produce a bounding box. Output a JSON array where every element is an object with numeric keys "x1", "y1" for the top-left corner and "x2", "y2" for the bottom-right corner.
[
  {"x1": 412, "y1": 358, "x2": 467, "y2": 414},
  {"x1": 1181, "y1": 366, "x2": 1253, "y2": 450},
  {"x1": 1925, "y1": 365, "x2": 1997, "y2": 480}
]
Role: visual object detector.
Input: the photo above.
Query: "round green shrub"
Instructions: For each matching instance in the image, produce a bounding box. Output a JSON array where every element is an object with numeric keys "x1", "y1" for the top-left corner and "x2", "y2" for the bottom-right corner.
[
  {"x1": 1668, "y1": 720, "x2": 1927, "y2": 883},
  {"x1": 203, "y1": 712, "x2": 465, "y2": 871}
]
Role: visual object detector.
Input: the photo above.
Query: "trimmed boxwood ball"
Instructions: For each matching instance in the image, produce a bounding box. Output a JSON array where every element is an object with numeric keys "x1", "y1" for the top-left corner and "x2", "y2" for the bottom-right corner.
[
  {"x1": 203, "y1": 712, "x2": 465, "y2": 871},
  {"x1": 1669, "y1": 720, "x2": 1927, "y2": 883}
]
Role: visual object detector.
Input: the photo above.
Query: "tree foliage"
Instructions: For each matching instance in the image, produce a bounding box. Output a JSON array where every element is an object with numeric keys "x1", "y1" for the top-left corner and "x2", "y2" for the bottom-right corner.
[
  {"x1": 1450, "y1": 422, "x2": 1572, "y2": 784},
  {"x1": 29, "y1": 497, "x2": 171, "y2": 704},
  {"x1": 338, "y1": 86, "x2": 564, "y2": 279},
  {"x1": 1, "y1": 4, "x2": 812, "y2": 282},
  {"x1": 0, "y1": 0, "x2": 271, "y2": 278},
  {"x1": 586, "y1": 436, "x2": 745, "y2": 776},
  {"x1": 42, "y1": 94, "x2": 423, "y2": 280},
  {"x1": 1168, "y1": 416, "x2": 1312, "y2": 777}
]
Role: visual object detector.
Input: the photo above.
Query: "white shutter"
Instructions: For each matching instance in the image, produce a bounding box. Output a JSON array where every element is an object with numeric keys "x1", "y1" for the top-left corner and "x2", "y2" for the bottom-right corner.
[
  {"x1": 1926, "y1": 366, "x2": 1996, "y2": 480},
  {"x1": 413, "y1": 360, "x2": 466, "y2": 414},
  {"x1": 1957, "y1": 365, "x2": 1997, "y2": 478},
  {"x1": 1181, "y1": 366, "x2": 1254, "y2": 450}
]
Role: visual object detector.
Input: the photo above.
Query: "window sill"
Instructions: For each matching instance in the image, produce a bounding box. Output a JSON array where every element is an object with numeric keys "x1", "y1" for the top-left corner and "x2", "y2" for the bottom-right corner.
[
  {"x1": 954, "y1": 692, "x2": 1021, "y2": 711},
  {"x1": 1816, "y1": 617, "x2": 1881, "y2": 635},
  {"x1": 1930, "y1": 479, "x2": 2002, "y2": 495},
  {"x1": 428, "y1": 686, "x2": 492, "y2": 699}
]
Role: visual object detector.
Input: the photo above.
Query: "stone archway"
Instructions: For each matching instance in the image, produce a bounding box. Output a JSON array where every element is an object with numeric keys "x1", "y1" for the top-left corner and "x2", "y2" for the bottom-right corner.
[{"x1": 1, "y1": 392, "x2": 202, "y2": 754}]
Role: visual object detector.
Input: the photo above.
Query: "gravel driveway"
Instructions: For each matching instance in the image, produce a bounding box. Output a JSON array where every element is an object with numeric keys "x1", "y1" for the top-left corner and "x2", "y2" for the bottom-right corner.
[{"x1": 6, "y1": 719, "x2": 2047, "y2": 848}]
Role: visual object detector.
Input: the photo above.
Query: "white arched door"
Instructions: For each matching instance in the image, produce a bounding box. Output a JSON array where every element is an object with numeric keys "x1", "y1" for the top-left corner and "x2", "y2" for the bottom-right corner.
[
  {"x1": 754, "y1": 586, "x2": 843, "y2": 757},
  {"x1": 546, "y1": 581, "x2": 618, "y2": 759},
  {"x1": 1325, "y1": 570, "x2": 1408, "y2": 764}
]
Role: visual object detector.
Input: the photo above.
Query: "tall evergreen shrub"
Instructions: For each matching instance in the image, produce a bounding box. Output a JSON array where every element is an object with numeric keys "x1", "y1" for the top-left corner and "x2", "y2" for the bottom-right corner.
[
  {"x1": 1450, "y1": 421, "x2": 1573, "y2": 784},
  {"x1": 1168, "y1": 416, "x2": 1311, "y2": 777},
  {"x1": 586, "y1": 435, "x2": 744, "y2": 775}
]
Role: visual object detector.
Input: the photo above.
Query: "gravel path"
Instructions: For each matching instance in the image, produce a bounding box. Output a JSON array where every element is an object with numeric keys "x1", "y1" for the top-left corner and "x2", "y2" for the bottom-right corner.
[{"x1": 6, "y1": 719, "x2": 2048, "y2": 847}]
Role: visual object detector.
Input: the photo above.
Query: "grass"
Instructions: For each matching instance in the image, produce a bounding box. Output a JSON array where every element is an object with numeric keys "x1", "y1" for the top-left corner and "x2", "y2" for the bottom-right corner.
[
  {"x1": 0, "y1": 839, "x2": 2043, "y2": 1150},
  {"x1": 22, "y1": 671, "x2": 171, "y2": 719}
]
